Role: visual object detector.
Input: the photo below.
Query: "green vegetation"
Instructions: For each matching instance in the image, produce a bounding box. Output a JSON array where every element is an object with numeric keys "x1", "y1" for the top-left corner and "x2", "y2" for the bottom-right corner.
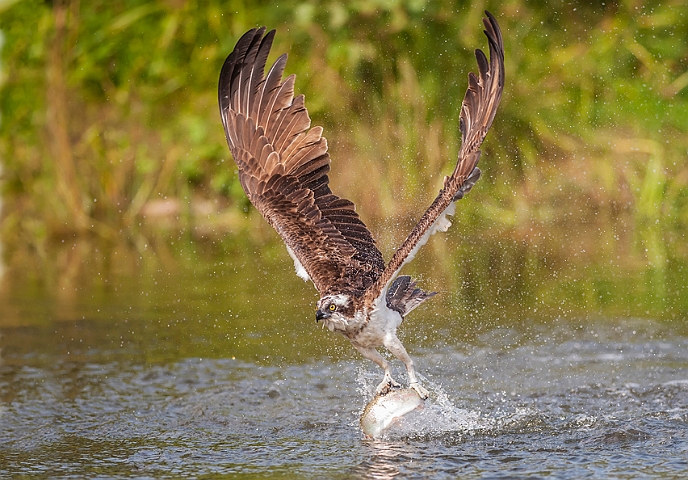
[{"x1": 1, "y1": 0, "x2": 687, "y2": 319}]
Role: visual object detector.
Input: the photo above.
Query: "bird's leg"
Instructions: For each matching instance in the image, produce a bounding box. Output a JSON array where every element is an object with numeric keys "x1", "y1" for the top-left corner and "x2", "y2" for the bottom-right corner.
[
  {"x1": 352, "y1": 344, "x2": 401, "y2": 396},
  {"x1": 383, "y1": 335, "x2": 429, "y2": 399}
]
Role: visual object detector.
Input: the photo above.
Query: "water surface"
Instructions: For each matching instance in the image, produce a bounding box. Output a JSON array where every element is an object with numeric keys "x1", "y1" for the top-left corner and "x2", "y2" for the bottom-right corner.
[{"x1": 1, "y1": 243, "x2": 687, "y2": 477}]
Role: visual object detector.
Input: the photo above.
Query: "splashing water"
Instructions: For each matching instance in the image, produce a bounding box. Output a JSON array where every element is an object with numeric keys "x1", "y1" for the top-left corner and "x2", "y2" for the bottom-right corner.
[{"x1": 356, "y1": 367, "x2": 491, "y2": 439}]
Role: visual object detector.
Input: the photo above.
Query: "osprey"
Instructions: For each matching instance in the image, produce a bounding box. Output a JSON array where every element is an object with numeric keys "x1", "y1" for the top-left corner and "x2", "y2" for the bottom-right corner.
[{"x1": 219, "y1": 12, "x2": 504, "y2": 399}]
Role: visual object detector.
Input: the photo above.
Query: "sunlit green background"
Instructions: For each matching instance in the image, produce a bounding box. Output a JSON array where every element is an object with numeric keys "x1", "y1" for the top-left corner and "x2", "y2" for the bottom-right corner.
[{"x1": 1, "y1": 0, "x2": 687, "y2": 340}]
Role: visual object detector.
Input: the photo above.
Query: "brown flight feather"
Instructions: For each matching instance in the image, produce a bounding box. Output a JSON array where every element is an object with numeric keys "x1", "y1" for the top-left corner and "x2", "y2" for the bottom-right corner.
[
  {"x1": 363, "y1": 11, "x2": 505, "y2": 307},
  {"x1": 218, "y1": 27, "x2": 385, "y2": 296}
]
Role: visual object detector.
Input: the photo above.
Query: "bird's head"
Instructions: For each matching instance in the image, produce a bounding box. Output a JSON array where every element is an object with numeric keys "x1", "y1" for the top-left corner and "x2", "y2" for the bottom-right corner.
[{"x1": 316, "y1": 294, "x2": 354, "y2": 329}]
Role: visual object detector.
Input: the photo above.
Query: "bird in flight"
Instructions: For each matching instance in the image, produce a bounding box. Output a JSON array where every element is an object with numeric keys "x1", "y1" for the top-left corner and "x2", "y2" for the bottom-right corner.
[{"x1": 218, "y1": 12, "x2": 504, "y2": 399}]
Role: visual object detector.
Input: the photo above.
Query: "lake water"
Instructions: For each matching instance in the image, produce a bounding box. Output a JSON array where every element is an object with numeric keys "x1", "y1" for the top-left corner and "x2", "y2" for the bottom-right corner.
[{"x1": 1, "y1": 240, "x2": 687, "y2": 477}]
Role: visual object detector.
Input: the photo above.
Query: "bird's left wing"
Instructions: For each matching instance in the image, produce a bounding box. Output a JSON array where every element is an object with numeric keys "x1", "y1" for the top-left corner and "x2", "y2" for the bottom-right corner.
[
  {"x1": 218, "y1": 28, "x2": 385, "y2": 295},
  {"x1": 364, "y1": 11, "x2": 505, "y2": 307}
]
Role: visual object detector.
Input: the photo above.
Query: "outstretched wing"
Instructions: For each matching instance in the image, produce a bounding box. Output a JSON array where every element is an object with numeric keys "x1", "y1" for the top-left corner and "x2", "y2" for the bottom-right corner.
[
  {"x1": 364, "y1": 11, "x2": 505, "y2": 307},
  {"x1": 219, "y1": 28, "x2": 385, "y2": 296}
]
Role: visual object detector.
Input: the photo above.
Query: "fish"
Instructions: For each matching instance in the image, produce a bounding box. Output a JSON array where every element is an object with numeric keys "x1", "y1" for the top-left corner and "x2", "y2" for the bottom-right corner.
[{"x1": 360, "y1": 388, "x2": 424, "y2": 438}]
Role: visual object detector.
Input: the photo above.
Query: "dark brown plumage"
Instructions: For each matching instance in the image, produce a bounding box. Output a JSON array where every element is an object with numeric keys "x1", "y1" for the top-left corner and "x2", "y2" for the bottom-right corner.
[
  {"x1": 218, "y1": 28, "x2": 384, "y2": 297},
  {"x1": 219, "y1": 12, "x2": 505, "y2": 399}
]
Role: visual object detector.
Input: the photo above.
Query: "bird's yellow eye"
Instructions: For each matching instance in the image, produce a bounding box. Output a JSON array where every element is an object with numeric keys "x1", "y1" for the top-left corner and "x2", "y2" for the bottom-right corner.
[{"x1": 329, "y1": 304, "x2": 337, "y2": 311}]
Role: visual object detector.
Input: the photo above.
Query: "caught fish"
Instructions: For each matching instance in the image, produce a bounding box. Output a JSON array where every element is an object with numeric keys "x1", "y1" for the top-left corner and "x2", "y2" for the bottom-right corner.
[{"x1": 360, "y1": 388, "x2": 424, "y2": 438}]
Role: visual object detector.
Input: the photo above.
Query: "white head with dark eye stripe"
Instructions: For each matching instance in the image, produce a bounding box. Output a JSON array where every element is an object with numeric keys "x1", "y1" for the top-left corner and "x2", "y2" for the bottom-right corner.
[{"x1": 315, "y1": 294, "x2": 353, "y2": 329}]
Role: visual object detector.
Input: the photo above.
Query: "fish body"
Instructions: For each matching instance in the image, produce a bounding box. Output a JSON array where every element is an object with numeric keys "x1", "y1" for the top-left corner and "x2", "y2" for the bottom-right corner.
[{"x1": 360, "y1": 388, "x2": 424, "y2": 438}]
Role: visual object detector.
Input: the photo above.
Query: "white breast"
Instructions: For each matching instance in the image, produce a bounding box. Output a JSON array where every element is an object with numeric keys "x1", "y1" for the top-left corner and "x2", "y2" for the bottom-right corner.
[{"x1": 353, "y1": 302, "x2": 403, "y2": 347}]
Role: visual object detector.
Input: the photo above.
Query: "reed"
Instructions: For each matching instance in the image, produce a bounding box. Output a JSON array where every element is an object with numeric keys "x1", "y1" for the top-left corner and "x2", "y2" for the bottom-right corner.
[{"x1": 0, "y1": 0, "x2": 686, "y2": 276}]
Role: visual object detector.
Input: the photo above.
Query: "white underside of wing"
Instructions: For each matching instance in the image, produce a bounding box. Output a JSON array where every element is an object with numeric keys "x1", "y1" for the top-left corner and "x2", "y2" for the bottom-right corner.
[
  {"x1": 286, "y1": 246, "x2": 311, "y2": 282},
  {"x1": 377, "y1": 201, "x2": 457, "y2": 304},
  {"x1": 402, "y1": 201, "x2": 457, "y2": 271}
]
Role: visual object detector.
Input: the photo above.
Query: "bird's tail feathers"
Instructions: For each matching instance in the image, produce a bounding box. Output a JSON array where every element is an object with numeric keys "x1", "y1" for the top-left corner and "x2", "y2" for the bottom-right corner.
[{"x1": 386, "y1": 275, "x2": 437, "y2": 317}]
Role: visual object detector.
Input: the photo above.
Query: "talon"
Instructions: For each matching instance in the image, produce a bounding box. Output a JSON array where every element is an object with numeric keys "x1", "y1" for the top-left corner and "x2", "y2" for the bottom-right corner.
[
  {"x1": 375, "y1": 378, "x2": 401, "y2": 396},
  {"x1": 410, "y1": 382, "x2": 429, "y2": 400}
]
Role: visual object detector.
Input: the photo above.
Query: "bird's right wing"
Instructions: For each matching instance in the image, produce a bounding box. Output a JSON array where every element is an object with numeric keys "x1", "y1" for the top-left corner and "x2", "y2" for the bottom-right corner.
[
  {"x1": 218, "y1": 28, "x2": 385, "y2": 296},
  {"x1": 364, "y1": 11, "x2": 505, "y2": 307}
]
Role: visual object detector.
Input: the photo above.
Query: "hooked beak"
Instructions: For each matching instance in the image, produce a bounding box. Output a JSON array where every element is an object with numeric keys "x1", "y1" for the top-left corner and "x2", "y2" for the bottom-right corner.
[{"x1": 315, "y1": 309, "x2": 330, "y2": 322}]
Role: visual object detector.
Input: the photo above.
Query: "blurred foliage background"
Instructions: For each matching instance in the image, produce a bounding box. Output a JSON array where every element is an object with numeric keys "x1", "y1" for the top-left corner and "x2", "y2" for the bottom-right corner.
[{"x1": 0, "y1": 0, "x2": 687, "y2": 320}]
